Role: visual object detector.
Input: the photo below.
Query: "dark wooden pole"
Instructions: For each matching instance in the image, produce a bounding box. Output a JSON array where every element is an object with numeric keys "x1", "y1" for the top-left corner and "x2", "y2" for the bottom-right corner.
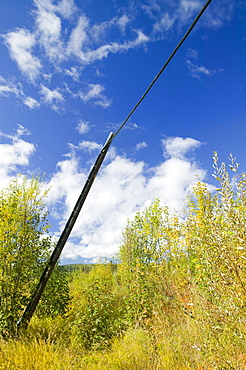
[{"x1": 17, "y1": 132, "x2": 114, "y2": 331}]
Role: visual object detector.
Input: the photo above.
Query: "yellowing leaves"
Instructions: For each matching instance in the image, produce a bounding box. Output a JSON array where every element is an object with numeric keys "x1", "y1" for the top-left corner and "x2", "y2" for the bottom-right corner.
[{"x1": 0, "y1": 176, "x2": 52, "y2": 334}]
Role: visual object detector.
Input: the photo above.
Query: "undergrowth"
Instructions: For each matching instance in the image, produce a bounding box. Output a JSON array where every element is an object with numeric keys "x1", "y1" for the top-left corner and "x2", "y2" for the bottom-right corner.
[{"x1": 1, "y1": 153, "x2": 246, "y2": 369}]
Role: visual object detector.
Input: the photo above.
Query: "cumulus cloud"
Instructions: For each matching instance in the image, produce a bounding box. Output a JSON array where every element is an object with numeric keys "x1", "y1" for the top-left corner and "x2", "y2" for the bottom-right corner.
[
  {"x1": 0, "y1": 126, "x2": 35, "y2": 188},
  {"x1": 33, "y1": 0, "x2": 77, "y2": 62},
  {"x1": 66, "y1": 14, "x2": 147, "y2": 64},
  {"x1": 163, "y1": 137, "x2": 201, "y2": 158},
  {"x1": 2, "y1": 0, "x2": 150, "y2": 113},
  {"x1": 45, "y1": 136, "x2": 206, "y2": 262},
  {"x1": 0, "y1": 127, "x2": 207, "y2": 262}
]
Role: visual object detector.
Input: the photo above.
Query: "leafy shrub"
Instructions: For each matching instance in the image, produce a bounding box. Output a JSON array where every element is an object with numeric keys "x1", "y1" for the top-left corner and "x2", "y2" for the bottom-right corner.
[
  {"x1": 36, "y1": 265, "x2": 70, "y2": 318},
  {"x1": 0, "y1": 177, "x2": 51, "y2": 335},
  {"x1": 68, "y1": 264, "x2": 126, "y2": 349}
]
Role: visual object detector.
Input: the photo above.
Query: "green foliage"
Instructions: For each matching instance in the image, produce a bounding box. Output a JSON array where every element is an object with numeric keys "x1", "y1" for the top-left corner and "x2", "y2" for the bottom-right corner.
[
  {"x1": 36, "y1": 266, "x2": 70, "y2": 318},
  {"x1": 117, "y1": 153, "x2": 246, "y2": 367},
  {"x1": 118, "y1": 199, "x2": 179, "y2": 324},
  {"x1": 1, "y1": 153, "x2": 246, "y2": 369},
  {"x1": 0, "y1": 177, "x2": 69, "y2": 335},
  {"x1": 0, "y1": 177, "x2": 51, "y2": 334},
  {"x1": 183, "y1": 153, "x2": 246, "y2": 364},
  {"x1": 68, "y1": 264, "x2": 126, "y2": 349}
]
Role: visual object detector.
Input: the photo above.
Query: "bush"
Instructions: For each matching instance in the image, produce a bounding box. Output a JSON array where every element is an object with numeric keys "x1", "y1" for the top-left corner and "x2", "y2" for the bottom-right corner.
[{"x1": 68, "y1": 264, "x2": 127, "y2": 349}]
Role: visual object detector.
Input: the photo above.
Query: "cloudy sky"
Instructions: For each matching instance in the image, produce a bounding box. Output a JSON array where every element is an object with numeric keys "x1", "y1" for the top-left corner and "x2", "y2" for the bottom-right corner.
[{"x1": 0, "y1": 0, "x2": 245, "y2": 263}]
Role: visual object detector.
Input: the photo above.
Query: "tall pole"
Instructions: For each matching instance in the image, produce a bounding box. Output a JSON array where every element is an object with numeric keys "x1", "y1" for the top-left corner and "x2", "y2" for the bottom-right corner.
[{"x1": 17, "y1": 132, "x2": 115, "y2": 332}]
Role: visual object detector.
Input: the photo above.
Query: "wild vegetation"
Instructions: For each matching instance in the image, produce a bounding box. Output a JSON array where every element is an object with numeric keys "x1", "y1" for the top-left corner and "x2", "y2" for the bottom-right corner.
[
  {"x1": 0, "y1": 177, "x2": 70, "y2": 335},
  {"x1": 0, "y1": 153, "x2": 246, "y2": 369}
]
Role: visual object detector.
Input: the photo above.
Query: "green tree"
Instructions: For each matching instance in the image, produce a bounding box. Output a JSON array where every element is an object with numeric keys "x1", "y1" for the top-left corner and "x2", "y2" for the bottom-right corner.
[
  {"x1": 0, "y1": 176, "x2": 69, "y2": 335},
  {"x1": 118, "y1": 199, "x2": 179, "y2": 324},
  {"x1": 183, "y1": 153, "x2": 246, "y2": 363}
]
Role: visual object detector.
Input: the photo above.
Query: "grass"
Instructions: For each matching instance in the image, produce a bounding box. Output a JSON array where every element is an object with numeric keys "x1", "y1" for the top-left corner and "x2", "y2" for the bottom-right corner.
[
  {"x1": 1, "y1": 308, "x2": 245, "y2": 370},
  {"x1": 1, "y1": 261, "x2": 245, "y2": 370}
]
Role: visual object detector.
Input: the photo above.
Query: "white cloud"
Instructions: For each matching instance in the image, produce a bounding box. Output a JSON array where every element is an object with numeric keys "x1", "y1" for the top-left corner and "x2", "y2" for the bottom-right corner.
[
  {"x1": 0, "y1": 128, "x2": 207, "y2": 262},
  {"x1": 35, "y1": 7, "x2": 63, "y2": 62},
  {"x1": 0, "y1": 76, "x2": 23, "y2": 98},
  {"x1": 90, "y1": 18, "x2": 118, "y2": 42},
  {"x1": 16, "y1": 124, "x2": 31, "y2": 137},
  {"x1": 0, "y1": 76, "x2": 41, "y2": 110},
  {"x1": 135, "y1": 141, "x2": 148, "y2": 151},
  {"x1": 66, "y1": 14, "x2": 132, "y2": 60},
  {"x1": 186, "y1": 59, "x2": 224, "y2": 79},
  {"x1": 148, "y1": 0, "x2": 234, "y2": 37},
  {"x1": 178, "y1": 0, "x2": 202, "y2": 21},
  {"x1": 186, "y1": 48, "x2": 198, "y2": 60},
  {"x1": 117, "y1": 15, "x2": 130, "y2": 33},
  {"x1": 202, "y1": 0, "x2": 235, "y2": 29},
  {"x1": 126, "y1": 122, "x2": 143, "y2": 130},
  {"x1": 78, "y1": 140, "x2": 102, "y2": 152},
  {"x1": 0, "y1": 126, "x2": 35, "y2": 188},
  {"x1": 142, "y1": 1, "x2": 162, "y2": 19},
  {"x1": 77, "y1": 83, "x2": 112, "y2": 108},
  {"x1": 23, "y1": 96, "x2": 40, "y2": 109},
  {"x1": 54, "y1": 0, "x2": 77, "y2": 19},
  {"x1": 46, "y1": 153, "x2": 88, "y2": 224},
  {"x1": 66, "y1": 15, "x2": 89, "y2": 57},
  {"x1": 64, "y1": 66, "x2": 82, "y2": 81},
  {"x1": 153, "y1": 13, "x2": 175, "y2": 33},
  {"x1": 72, "y1": 29, "x2": 149, "y2": 64},
  {"x1": 76, "y1": 120, "x2": 90, "y2": 134},
  {"x1": 45, "y1": 136, "x2": 206, "y2": 262},
  {"x1": 163, "y1": 137, "x2": 201, "y2": 158},
  {"x1": 33, "y1": 0, "x2": 78, "y2": 62},
  {"x1": 34, "y1": 0, "x2": 77, "y2": 20},
  {"x1": 4, "y1": 28, "x2": 42, "y2": 82},
  {"x1": 2, "y1": 0, "x2": 234, "y2": 91},
  {"x1": 39, "y1": 84, "x2": 65, "y2": 111}
]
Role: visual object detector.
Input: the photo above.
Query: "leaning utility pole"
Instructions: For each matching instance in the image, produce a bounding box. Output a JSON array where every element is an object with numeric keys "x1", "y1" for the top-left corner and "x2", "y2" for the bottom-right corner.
[
  {"x1": 17, "y1": 132, "x2": 115, "y2": 332},
  {"x1": 16, "y1": 0, "x2": 214, "y2": 334}
]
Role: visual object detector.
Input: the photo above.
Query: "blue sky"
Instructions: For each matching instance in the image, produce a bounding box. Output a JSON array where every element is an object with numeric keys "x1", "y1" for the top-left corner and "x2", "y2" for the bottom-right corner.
[{"x1": 0, "y1": 0, "x2": 245, "y2": 263}]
